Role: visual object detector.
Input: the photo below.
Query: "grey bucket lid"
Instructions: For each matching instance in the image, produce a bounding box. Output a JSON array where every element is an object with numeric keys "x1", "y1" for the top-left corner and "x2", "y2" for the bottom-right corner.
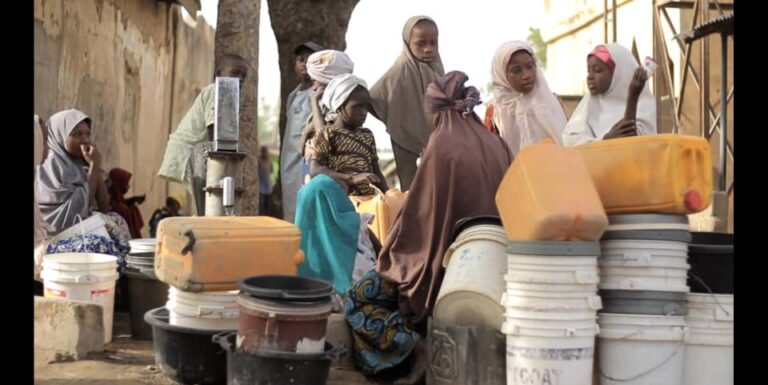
[
  {"x1": 507, "y1": 240, "x2": 601, "y2": 256},
  {"x1": 602, "y1": 229, "x2": 692, "y2": 242},
  {"x1": 608, "y1": 214, "x2": 689, "y2": 226},
  {"x1": 599, "y1": 290, "x2": 688, "y2": 316}
]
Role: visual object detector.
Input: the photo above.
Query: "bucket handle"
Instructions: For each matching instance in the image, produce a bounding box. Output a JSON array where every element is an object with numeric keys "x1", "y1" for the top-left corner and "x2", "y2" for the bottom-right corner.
[
  {"x1": 73, "y1": 213, "x2": 88, "y2": 254},
  {"x1": 688, "y1": 272, "x2": 732, "y2": 318},
  {"x1": 600, "y1": 338, "x2": 685, "y2": 382},
  {"x1": 212, "y1": 331, "x2": 236, "y2": 351}
]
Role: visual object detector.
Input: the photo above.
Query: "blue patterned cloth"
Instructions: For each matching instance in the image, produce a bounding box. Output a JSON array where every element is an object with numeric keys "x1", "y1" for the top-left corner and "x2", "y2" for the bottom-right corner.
[{"x1": 344, "y1": 269, "x2": 420, "y2": 374}]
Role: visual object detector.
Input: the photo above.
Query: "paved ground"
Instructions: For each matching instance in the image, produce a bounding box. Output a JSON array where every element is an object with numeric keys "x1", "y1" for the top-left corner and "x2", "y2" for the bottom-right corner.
[{"x1": 34, "y1": 311, "x2": 387, "y2": 385}]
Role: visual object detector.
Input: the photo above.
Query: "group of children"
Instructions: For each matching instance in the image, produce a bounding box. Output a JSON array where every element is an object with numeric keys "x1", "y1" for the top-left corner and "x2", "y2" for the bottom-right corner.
[{"x1": 151, "y1": 14, "x2": 658, "y2": 385}]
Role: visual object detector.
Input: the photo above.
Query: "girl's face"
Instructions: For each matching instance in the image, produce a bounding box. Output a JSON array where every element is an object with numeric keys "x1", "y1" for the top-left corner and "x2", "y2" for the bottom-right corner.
[
  {"x1": 65, "y1": 121, "x2": 91, "y2": 159},
  {"x1": 408, "y1": 21, "x2": 439, "y2": 63},
  {"x1": 587, "y1": 56, "x2": 613, "y2": 95},
  {"x1": 339, "y1": 86, "x2": 370, "y2": 128},
  {"x1": 506, "y1": 50, "x2": 537, "y2": 94}
]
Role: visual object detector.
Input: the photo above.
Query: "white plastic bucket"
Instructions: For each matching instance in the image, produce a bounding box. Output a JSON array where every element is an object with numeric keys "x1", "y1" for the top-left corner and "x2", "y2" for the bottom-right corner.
[
  {"x1": 598, "y1": 313, "x2": 686, "y2": 385},
  {"x1": 683, "y1": 293, "x2": 733, "y2": 385},
  {"x1": 502, "y1": 292, "x2": 602, "y2": 312},
  {"x1": 434, "y1": 225, "x2": 507, "y2": 329},
  {"x1": 166, "y1": 287, "x2": 239, "y2": 330},
  {"x1": 128, "y1": 238, "x2": 156, "y2": 254},
  {"x1": 600, "y1": 240, "x2": 689, "y2": 268},
  {"x1": 41, "y1": 253, "x2": 118, "y2": 343},
  {"x1": 505, "y1": 281, "x2": 598, "y2": 294},
  {"x1": 598, "y1": 265, "x2": 689, "y2": 292},
  {"x1": 502, "y1": 320, "x2": 598, "y2": 385}
]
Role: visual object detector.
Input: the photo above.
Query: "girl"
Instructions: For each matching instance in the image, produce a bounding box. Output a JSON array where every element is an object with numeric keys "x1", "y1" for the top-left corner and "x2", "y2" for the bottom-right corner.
[
  {"x1": 300, "y1": 49, "x2": 355, "y2": 184},
  {"x1": 296, "y1": 74, "x2": 387, "y2": 297},
  {"x1": 563, "y1": 43, "x2": 657, "y2": 146},
  {"x1": 346, "y1": 71, "x2": 512, "y2": 385},
  {"x1": 490, "y1": 40, "x2": 567, "y2": 155},
  {"x1": 369, "y1": 16, "x2": 445, "y2": 191}
]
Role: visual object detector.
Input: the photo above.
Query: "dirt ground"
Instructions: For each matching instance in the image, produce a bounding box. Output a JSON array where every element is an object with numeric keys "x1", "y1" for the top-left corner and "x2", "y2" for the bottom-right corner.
[{"x1": 34, "y1": 312, "x2": 385, "y2": 385}]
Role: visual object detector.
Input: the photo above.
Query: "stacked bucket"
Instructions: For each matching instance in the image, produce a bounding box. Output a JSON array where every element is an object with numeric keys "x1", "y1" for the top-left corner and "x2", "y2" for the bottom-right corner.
[
  {"x1": 501, "y1": 241, "x2": 602, "y2": 385},
  {"x1": 124, "y1": 238, "x2": 168, "y2": 340},
  {"x1": 597, "y1": 214, "x2": 691, "y2": 384},
  {"x1": 683, "y1": 232, "x2": 734, "y2": 385}
]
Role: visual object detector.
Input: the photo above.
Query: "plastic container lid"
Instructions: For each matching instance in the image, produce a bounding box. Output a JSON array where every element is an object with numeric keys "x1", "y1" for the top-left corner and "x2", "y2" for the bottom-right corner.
[
  {"x1": 601, "y1": 229, "x2": 692, "y2": 243},
  {"x1": 507, "y1": 240, "x2": 601, "y2": 256},
  {"x1": 238, "y1": 275, "x2": 334, "y2": 302}
]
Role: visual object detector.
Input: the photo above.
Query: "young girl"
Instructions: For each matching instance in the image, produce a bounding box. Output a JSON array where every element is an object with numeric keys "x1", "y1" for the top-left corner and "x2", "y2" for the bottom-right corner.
[
  {"x1": 369, "y1": 16, "x2": 445, "y2": 191},
  {"x1": 562, "y1": 43, "x2": 657, "y2": 146},
  {"x1": 295, "y1": 74, "x2": 387, "y2": 297},
  {"x1": 311, "y1": 73, "x2": 388, "y2": 195},
  {"x1": 490, "y1": 40, "x2": 567, "y2": 155}
]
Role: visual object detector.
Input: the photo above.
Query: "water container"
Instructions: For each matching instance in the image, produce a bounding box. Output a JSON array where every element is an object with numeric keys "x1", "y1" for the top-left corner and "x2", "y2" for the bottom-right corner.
[{"x1": 495, "y1": 144, "x2": 608, "y2": 241}]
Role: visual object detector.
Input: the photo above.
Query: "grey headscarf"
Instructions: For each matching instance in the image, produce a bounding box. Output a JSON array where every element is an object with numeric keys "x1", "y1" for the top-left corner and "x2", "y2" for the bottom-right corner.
[{"x1": 35, "y1": 109, "x2": 93, "y2": 233}]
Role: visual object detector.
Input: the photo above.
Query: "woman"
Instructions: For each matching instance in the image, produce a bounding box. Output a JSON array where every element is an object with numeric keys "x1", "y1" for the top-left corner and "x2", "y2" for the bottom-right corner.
[
  {"x1": 346, "y1": 71, "x2": 512, "y2": 384},
  {"x1": 491, "y1": 40, "x2": 568, "y2": 156},
  {"x1": 107, "y1": 168, "x2": 145, "y2": 239},
  {"x1": 562, "y1": 43, "x2": 657, "y2": 146},
  {"x1": 35, "y1": 109, "x2": 110, "y2": 233}
]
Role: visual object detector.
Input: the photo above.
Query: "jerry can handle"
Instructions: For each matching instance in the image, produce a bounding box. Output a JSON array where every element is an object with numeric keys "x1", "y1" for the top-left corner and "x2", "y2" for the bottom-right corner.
[{"x1": 181, "y1": 230, "x2": 196, "y2": 255}]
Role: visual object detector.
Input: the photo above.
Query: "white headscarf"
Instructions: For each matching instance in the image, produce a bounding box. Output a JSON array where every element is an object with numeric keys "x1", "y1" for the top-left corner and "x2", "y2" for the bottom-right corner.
[
  {"x1": 491, "y1": 41, "x2": 567, "y2": 156},
  {"x1": 307, "y1": 50, "x2": 355, "y2": 85},
  {"x1": 320, "y1": 74, "x2": 368, "y2": 123},
  {"x1": 563, "y1": 43, "x2": 657, "y2": 146},
  {"x1": 35, "y1": 109, "x2": 93, "y2": 233}
]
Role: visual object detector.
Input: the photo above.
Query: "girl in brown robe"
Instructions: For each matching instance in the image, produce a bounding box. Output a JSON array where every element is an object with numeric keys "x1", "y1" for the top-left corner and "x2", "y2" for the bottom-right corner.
[{"x1": 345, "y1": 71, "x2": 512, "y2": 384}]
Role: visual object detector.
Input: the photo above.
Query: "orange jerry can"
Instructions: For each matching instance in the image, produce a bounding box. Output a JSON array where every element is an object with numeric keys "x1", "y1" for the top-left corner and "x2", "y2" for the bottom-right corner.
[
  {"x1": 495, "y1": 144, "x2": 608, "y2": 241},
  {"x1": 351, "y1": 188, "x2": 408, "y2": 244},
  {"x1": 575, "y1": 134, "x2": 713, "y2": 215},
  {"x1": 155, "y1": 216, "x2": 304, "y2": 292}
]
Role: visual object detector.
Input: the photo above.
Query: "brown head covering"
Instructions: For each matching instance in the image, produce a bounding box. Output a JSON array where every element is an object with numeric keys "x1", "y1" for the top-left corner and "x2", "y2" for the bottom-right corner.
[
  {"x1": 369, "y1": 16, "x2": 445, "y2": 156},
  {"x1": 376, "y1": 71, "x2": 512, "y2": 327}
]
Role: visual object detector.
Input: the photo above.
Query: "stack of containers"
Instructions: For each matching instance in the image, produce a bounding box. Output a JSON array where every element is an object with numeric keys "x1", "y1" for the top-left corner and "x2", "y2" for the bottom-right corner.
[
  {"x1": 495, "y1": 144, "x2": 609, "y2": 385},
  {"x1": 596, "y1": 214, "x2": 691, "y2": 385},
  {"x1": 124, "y1": 238, "x2": 169, "y2": 340},
  {"x1": 684, "y1": 232, "x2": 734, "y2": 385},
  {"x1": 576, "y1": 134, "x2": 715, "y2": 385},
  {"x1": 149, "y1": 216, "x2": 304, "y2": 385}
]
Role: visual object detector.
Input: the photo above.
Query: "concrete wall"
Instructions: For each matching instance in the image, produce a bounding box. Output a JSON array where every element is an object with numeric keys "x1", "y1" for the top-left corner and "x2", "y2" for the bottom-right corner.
[{"x1": 34, "y1": 0, "x2": 215, "y2": 234}]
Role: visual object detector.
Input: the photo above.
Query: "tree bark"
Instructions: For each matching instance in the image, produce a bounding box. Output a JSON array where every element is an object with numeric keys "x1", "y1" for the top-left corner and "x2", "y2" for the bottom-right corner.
[
  {"x1": 215, "y1": 0, "x2": 260, "y2": 215},
  {"x1": 266, "y1": 0, "x2": 360, "y2": 219}
]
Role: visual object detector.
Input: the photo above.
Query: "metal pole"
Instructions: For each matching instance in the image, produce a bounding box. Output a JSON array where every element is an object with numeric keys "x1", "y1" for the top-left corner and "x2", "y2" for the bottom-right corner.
[
  {"x1": 719, "y1": 34, "x2": 727, "y2": 191},
  {"x1": 612, "y1": 0, "x2": 617, "y2": 42},
  {"x1": 604, "y1": 0, "x2": 609, "y2": 43}
]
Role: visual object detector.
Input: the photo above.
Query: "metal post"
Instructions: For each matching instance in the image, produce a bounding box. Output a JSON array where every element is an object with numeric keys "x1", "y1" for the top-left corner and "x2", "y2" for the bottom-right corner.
[
  {"x1": 612, "y1": 0, "x2": 617, "y2": 42},
  {"x1": 604, "y1": 0, "x2": 609, "y2": 43},
  {"x1": 719, "y1": 34, "x2": 727, "y2": 191}
]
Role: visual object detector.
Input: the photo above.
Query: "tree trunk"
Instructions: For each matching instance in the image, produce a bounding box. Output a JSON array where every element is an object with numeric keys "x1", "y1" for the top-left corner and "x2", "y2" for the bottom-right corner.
[
  {"x1": 215, "y1": 0, "x2": 260, "y2": 215},
  {"x1": 266, "y1": 0, "x2": 360, "y2": 219}
]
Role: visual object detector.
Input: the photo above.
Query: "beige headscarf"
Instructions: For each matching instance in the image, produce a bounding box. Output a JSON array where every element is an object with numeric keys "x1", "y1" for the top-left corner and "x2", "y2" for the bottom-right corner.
[
  {"x1": 491, "y1": 41, "x2": 567, "y2": 156},
  {"x1": 307, "y1": 50, "x2": 355, "y2": 85},
  {"x1": 369, "y1": 15, "x2": 445, "y2": 155},
  {"x1": 562, "y1": 43, "x2": 657, "y2": 146}
]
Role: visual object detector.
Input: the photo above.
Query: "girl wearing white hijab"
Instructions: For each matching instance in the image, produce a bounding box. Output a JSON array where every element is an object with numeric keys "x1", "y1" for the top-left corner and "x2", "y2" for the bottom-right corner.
[
  {"x1": 309, "y1": 74, "x2": 388, "y2": 196},
  {"x1": 491, "y1": 40, "x2": 568, "y2": 156},
  {"x1": 563, "y1": 43, "x2": 657, "y2": 146}
]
